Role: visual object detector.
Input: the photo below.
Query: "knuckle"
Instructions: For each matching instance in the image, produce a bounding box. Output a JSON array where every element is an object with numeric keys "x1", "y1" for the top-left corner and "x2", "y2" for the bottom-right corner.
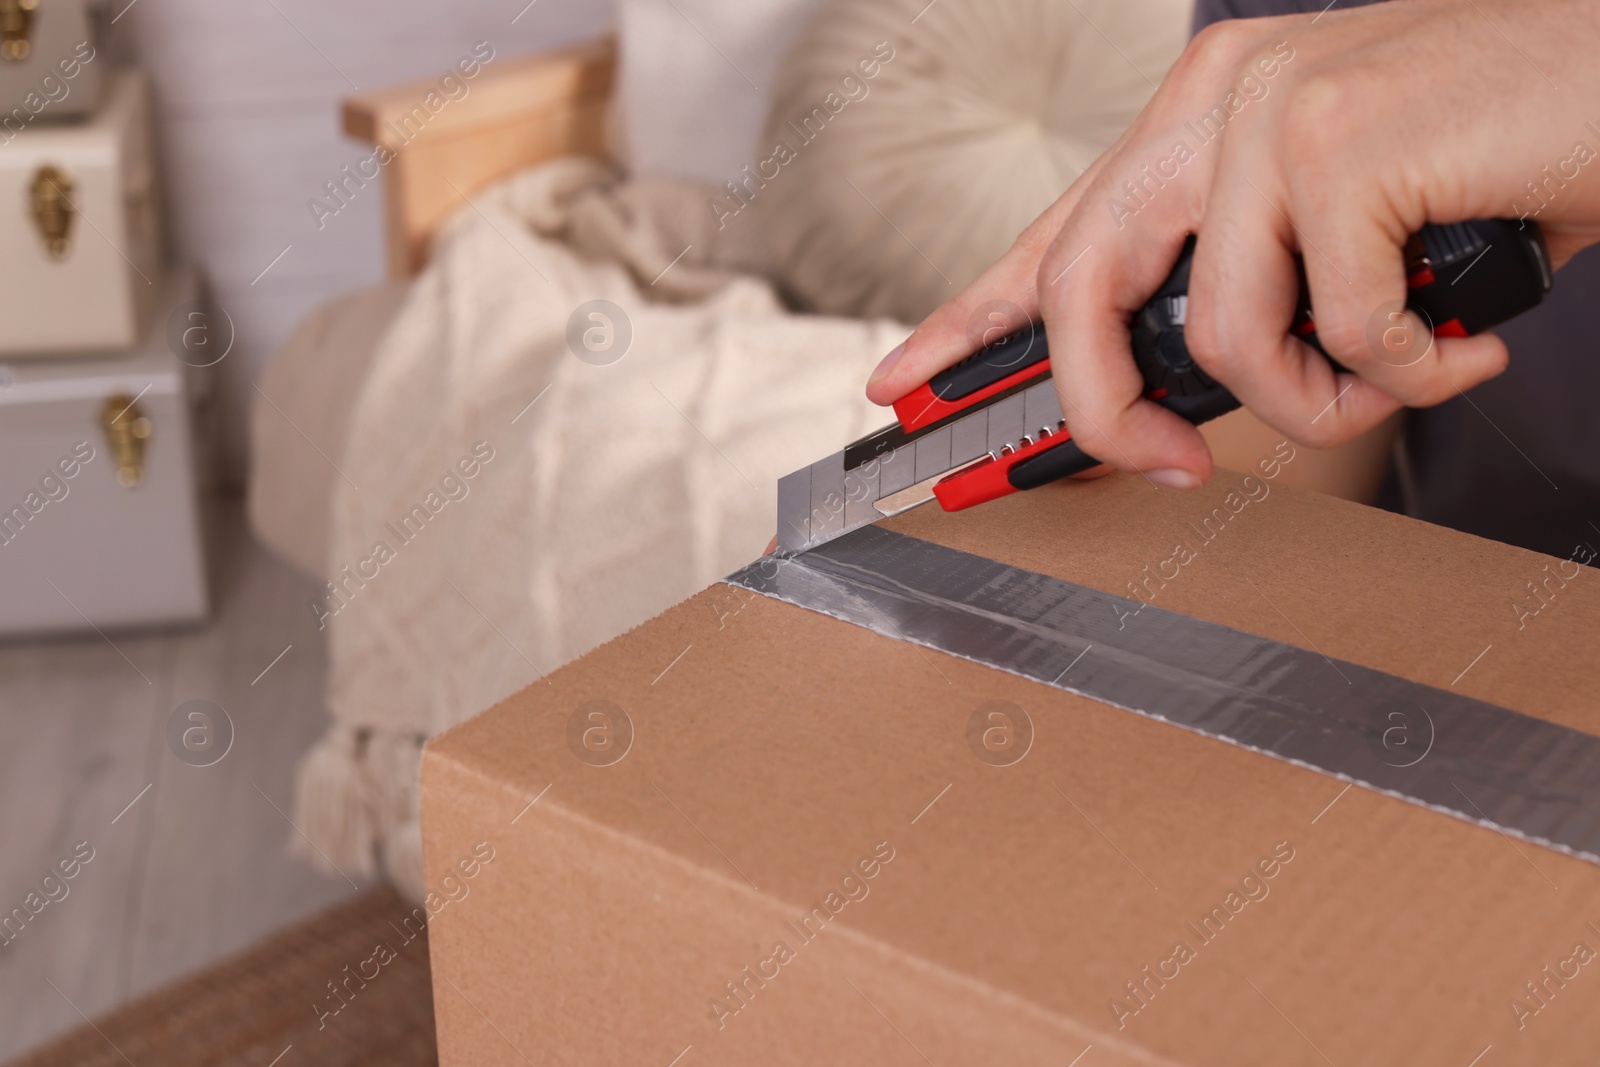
[
  {"x1": 1311, "y1": 315, "x2": 1369, "y2": 365},
  {"x1": 1034, "y1": 243, "x2": 1077, "y2": 295},
  {"x1": 1151, "y1": 24, "x2": 1260, "y2": 126},
  {"x1": 914, "y1": 298, "x2": 964, "y2": 337},
  {"x1": 1280, "y1": 73, "x2": 1356, "y2": 166},
  {"x1": 1183, "y1": 19, "x2": 1260, "y2": 78},
  {"x1": 1015, "y1": 216, "x2": 1062, "y2": 262}
]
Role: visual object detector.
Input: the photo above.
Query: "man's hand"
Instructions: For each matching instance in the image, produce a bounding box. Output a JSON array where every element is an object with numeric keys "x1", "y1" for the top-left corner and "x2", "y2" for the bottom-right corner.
[{"x1": 866, "y1": 0, "x2": 1600, "y2": 487}]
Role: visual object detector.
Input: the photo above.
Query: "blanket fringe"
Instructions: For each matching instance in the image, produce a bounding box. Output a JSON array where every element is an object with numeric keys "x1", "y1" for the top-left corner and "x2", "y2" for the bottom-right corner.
[{"x1": 291, "y1": 723, "x2": 379, "y2": 880}]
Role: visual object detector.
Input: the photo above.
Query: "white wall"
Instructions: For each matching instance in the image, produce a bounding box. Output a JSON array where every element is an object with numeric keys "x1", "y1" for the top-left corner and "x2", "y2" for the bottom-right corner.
[{"x1": 107, "y1": 0, "x2": 616, "y2": 481}]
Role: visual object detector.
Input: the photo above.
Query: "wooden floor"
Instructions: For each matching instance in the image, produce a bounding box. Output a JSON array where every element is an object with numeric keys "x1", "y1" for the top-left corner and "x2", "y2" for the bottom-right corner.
[{"x1": 0, "y1": 494, "x2": 362, "y2": 1063}]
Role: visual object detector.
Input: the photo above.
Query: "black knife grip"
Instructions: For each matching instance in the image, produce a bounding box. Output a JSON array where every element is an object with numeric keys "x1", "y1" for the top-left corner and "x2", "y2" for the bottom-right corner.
[
  {"x1": 1010, "y1": 218, "x2": 1550, "y2": 491},
  {"x1": 926, "y1": 321, "x2": 1050, "y2": 401},
  {"x1": 1130, "y1": 218, "x2": 1550, "y2": 407}
]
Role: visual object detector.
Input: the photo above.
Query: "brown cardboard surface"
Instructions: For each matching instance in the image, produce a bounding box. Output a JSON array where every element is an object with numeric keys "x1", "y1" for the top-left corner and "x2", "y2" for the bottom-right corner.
[{"x1": 422, "y1": 466, "x2": 1600, "y2": 1067}]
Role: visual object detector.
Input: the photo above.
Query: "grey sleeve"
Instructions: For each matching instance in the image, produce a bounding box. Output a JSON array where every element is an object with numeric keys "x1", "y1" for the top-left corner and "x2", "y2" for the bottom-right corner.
[{"x1": 1193, "y1": 0, "x2": 1387, "y2": 36}]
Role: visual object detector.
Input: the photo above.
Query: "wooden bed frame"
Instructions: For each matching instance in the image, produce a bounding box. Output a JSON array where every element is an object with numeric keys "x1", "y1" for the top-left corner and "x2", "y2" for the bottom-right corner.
[{"x1": 341, "y1": 36, "x2": 617, "y2": 277}]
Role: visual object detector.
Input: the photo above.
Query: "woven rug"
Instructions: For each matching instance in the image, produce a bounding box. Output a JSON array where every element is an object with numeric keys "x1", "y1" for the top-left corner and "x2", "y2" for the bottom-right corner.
[{"x1": 7, "y1": 888, "x2": 437, "y2": 1067}]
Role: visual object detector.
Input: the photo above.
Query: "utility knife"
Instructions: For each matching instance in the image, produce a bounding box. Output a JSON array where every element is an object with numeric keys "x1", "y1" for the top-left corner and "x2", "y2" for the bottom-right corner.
[{"x1": 776, "y1": 218, "x2": 1552, "y2": 555}]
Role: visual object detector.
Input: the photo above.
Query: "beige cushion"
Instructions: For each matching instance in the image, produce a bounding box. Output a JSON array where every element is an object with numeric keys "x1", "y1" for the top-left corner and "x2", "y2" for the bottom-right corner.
[
  {"x1": 248, "y1": 281, "x2": 409, "y2": 579},
  {"x1": 757, "y1": 0, "x2": 1192, "y2": 323}
]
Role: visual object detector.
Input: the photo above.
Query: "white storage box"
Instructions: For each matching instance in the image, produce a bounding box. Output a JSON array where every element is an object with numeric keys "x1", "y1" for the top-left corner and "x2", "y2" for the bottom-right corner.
[
  {"x1": 0, "y1": 267, "x2": 207, "y2": 637},
  {"x1": 0, "y1": 0, "x2": 105, "y2": 123},
  {"x1": 0, "y1": 67, "x2": 160, "y2": 355}
]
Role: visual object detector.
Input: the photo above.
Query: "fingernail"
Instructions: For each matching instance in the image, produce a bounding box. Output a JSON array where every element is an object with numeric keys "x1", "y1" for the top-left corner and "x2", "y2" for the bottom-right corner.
[
  {"x1": 1145, "y1": 468, "x2": 1201, "y2": 490},
  {"x1": 868, "y1": 342, "x2": 906, "y2": 386}
]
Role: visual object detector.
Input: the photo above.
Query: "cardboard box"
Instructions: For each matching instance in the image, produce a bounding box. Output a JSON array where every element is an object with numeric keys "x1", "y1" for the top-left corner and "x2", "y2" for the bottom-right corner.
[{"x1": 422, "y1": 468, "x2": 1600, "y2": 1066}]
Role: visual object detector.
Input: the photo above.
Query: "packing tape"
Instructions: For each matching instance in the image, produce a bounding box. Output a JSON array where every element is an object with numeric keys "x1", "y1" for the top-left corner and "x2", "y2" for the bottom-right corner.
[{"x1": 726, "y1": 525, "x2": 1600, "y2": 865}]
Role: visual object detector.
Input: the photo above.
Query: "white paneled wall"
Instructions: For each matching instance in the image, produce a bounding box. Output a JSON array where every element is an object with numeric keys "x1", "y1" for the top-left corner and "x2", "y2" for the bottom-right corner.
[{"x1": 107, "y1": 0, "x2": 616, "y2": 481}]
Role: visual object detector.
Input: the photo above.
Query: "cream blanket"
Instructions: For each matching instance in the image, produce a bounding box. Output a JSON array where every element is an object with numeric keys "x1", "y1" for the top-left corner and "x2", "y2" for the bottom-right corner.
[{"x1": 292, "y1": 159, "x2": 908, "y2": 898}]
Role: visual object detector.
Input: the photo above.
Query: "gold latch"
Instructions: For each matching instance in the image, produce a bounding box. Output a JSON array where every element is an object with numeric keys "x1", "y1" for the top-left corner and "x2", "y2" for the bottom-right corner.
[
  {"x1": 101, "y1": 394, "x2": 153, "y2": 489},
  {"x1": 29, "y1": 165, "x2": 75, "y2": 259},
  {"x1": 0, "y1": 0, "x2": 37, "y2": 62}
]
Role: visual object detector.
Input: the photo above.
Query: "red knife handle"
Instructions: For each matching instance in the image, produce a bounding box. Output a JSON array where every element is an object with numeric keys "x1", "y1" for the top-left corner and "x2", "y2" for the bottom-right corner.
[
  {"x1": 932, "y1": 430, "x2": 1089, "y2": 512},
  {"x1": 893, "y1": 324, "x2": 1050, "y2": 433}
]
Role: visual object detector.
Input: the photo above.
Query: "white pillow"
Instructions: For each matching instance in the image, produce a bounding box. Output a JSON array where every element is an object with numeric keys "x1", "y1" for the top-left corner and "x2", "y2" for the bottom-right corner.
[
  {"x1": 756, "y1": 0, "x2": 1193, "y2": 323},
  {"x1": 615, "y1": 0, "x2": 831, "y2": 185}
]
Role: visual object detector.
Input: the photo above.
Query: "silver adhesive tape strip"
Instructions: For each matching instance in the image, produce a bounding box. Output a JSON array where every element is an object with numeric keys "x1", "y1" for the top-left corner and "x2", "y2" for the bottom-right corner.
[{"x1": 727, "y1": 526, "x2": 1600, "y2": 865}]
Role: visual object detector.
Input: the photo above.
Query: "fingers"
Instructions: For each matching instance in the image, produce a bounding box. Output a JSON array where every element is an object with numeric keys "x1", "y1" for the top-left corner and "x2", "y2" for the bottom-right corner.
[
  {"x1": 1188, "y1": 147, "x2": 1403, "y2": 447},
  {"x1": 1042, "y1": 220, "x2": 1217, "y2": 486},
  {"x1": 1279, "y1": 79, "x2": 1509, "y2": 409},
  {"x1": 1180, "y1": 60, "x2": 1514, "y2": 452},
  {"x1": 1295, "y1": 202, "x2": 1511, "y2": 409}
]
